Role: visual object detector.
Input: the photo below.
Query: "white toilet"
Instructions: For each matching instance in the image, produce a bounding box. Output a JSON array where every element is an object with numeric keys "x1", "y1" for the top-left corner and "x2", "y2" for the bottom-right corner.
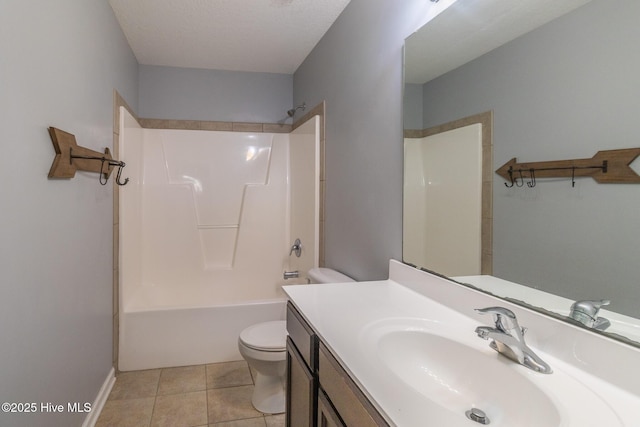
[{"x1": 238, "y1": 267, "x2": 354, "y2": 414}]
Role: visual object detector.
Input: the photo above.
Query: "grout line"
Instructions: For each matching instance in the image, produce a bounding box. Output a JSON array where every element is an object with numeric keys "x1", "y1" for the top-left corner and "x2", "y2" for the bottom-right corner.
[
  {"x1": 148, "y1": 369, "x2": 161, "y2": 427},
  {"x1": 205, "y1": 377, "x2": 210, "y2": 425},
  {"x1": 148, "y1": 396, "x2": 155, "y2": 427}
]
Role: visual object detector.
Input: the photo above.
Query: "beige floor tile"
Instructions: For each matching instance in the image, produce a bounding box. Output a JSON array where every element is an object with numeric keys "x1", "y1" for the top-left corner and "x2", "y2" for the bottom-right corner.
[
  {"x1": 150, "y1": 391, "x2": 208, "y2": 427},
  {"x1": 264, "y1": 413, "x2": 285, "y2": 427},
  {"x1": 206, "y1": 361, "x2": 253, "y2": 389},
  {"x1": 210, "y1": 417, "x2": 266, "y2": 427},
  {"x1": 158, "y1": 365, "x2": 206, "y2": 395},
  {"x1": 207, "y1": 386, "x2": 261, "y2": 423},
  {"x1": 109, "y1": 369, "x2": 161, "y2": 400},
  {"x1": 96, "y1": 397, "x2": 155, "y2": 427}
]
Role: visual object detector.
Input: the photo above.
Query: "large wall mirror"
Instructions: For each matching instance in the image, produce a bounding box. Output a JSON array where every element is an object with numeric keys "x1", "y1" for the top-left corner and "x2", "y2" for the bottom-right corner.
[{"x1": 403, "y1": 0, "x2": 640, "y2": 347}]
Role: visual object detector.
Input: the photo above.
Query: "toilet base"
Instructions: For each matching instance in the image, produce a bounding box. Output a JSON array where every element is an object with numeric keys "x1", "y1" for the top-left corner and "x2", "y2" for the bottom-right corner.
[{"x1": 251, "y1": 371, "x2": 285, "y2": 414}]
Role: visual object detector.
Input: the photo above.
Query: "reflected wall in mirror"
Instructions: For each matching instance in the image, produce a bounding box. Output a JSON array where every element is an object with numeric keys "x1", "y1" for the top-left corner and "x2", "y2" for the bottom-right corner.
[{"x1": 403, "y1": 0, "x2": 640, "y2": 346}]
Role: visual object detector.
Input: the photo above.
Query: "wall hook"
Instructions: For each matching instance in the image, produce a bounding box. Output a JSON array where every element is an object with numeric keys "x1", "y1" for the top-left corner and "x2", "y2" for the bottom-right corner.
[
  {"x1": 504, "y1": 167, "x2": 515, "y2": 188},
  {"x1": 115, "y1": 164, "x2": 129, "y2": 186},
  {"x1": 515, "y1": 169, "x2": 525, "y2": 187},
  {"x1": 527, "y1": 168, "x2": 536, "y2": 188}
]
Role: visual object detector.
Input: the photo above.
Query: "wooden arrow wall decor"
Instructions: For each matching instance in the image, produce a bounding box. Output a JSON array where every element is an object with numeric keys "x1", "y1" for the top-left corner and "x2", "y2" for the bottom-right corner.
[
  {"x1": 48, "y1": 127, "x2": 128, "y2": 185},
  {"x1": 495, "y1": 148, "x2": 640, "y2": 187}
]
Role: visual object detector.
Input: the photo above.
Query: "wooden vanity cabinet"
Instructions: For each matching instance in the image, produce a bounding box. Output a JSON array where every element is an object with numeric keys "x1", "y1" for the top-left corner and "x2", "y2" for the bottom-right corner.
[{"x1": 286, "y1": 302, "x2": 390, "y2": 427}]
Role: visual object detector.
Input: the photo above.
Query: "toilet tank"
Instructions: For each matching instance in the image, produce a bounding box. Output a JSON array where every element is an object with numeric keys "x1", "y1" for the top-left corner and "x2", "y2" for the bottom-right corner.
[{"x1": 307, "y1": 267, "x2": 354, "y2": 284}]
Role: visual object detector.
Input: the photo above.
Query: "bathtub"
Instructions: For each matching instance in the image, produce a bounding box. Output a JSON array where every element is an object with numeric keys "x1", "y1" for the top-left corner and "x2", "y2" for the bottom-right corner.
[{"x1": 118, "y1": 298, "x2": 287, "y2": 371}]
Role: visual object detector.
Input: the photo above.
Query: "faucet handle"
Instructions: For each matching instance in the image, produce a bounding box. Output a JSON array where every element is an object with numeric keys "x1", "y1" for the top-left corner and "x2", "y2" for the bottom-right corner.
[
  {"x1": 570, "y1": 299, "x2": 610, "y2": 318},
  {"x1": 289, "y1": 238, "x2": 302, "y2": 257},
  {"x1": 570, "y1": 299, "x2": 611, "y2": 329},
  {"x1": 475, "y1": 306, "x2": 519, "y2": 333}
]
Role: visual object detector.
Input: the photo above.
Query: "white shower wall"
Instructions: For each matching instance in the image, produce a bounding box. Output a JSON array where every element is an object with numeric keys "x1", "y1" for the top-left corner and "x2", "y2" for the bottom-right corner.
[
  {"x1": 122, "y1": 125, "x2": 291, "y2": 310},
  {"x1": 403, "y1": 124, "x2": 482, "y2": 276},
  {"x1": 118, "y1": 108, "x2": 320, "y2": 369}
]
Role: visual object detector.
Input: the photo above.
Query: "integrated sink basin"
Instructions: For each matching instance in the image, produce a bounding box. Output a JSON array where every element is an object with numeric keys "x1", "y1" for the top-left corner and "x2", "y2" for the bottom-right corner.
[
  {"x1": 378, "y1": 330, "x2": 559, "y2": 425},
  {"x1": 360, "y1": 318, "x2": 622, "y2": 426}
]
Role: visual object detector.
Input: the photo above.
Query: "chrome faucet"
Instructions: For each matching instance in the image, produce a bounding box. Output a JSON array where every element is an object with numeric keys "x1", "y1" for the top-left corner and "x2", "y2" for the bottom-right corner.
[
  {"x1": 569, "y1": 299, "x2": 610, "y2": 331},
  {"x1": 475, "y1": 307, "x2": 552, "y2": 374}
]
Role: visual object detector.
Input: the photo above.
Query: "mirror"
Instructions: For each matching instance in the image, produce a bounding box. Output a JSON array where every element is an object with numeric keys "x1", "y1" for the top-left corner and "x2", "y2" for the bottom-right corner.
[{"x1": 403, "y1": 0, "x2": 640, "y2": 346}]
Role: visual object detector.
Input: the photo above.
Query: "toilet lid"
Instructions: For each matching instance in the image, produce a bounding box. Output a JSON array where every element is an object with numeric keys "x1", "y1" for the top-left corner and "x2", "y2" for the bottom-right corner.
[{"x1": 239, "y1": 320, "x2": 287, "y2": 351}]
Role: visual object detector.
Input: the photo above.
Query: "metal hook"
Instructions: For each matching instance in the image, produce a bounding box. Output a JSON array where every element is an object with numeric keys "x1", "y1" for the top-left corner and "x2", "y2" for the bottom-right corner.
[
  {"x1": 504, "y1": 166, "x2": 515, "y2": 188},
  {"x1": 527, "y1": 168, "x2": 536, "y2": 188},
  {"x1": 99, "y1": 158, "x2": 108, "y2": 186},
  {"x1": 99, "y1": 160, "x2": 129, "y2": 186},
  {"x1": 515, "y1": 169, "x2": 525, "y2": 187},
  {"x1": 69, "y1": 147, "x2": 128, "y2": 186},
  {"x1": 115, "y1": 163, "x2": 129, "y2": 186},
  {"x1": 571, "y1": 166, "x2": 576, "y2": 187}
]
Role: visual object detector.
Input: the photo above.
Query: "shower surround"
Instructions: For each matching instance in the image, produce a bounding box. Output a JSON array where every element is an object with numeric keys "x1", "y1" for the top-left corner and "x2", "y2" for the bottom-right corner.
[{"x1": 117, "y1": 108, "x2": 319, "y2": 370}]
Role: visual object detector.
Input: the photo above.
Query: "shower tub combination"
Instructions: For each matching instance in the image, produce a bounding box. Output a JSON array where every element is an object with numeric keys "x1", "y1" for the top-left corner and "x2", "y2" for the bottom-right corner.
[{"x1": 118, "y1": 108, "x2": 319, "y2": 371}]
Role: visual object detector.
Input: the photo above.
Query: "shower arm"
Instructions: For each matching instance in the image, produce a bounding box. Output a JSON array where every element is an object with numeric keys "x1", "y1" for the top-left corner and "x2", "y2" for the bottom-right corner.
[{"x1": 287, "y1": 102, "x2": 306, "y2": 118}]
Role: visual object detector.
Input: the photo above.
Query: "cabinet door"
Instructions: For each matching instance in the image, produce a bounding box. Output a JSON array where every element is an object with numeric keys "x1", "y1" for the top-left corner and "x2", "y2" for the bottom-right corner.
[
  {"x1": 318, "y1": 343, "x2": 389, "y2": 427},
  {"x1": 287, "y1": 302, "x2": 317, "y2": 370},
  {"x1": 318, "y1": 389, "x2": 345, "y2": 427},
  {"x1": 286, "y1": 338, "x2": 316, "y2": 427}
]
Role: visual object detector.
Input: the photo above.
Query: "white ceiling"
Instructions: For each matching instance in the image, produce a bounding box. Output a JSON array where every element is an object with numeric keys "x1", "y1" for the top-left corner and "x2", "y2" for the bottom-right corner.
[
  {"x1": 405, "y1": 0, "x2": 594, "y2": 84},
  {"x1": 109, "y1": 0, "x2": 594, "y2": 79},
  {"x1": 108, "y1": 0, "x2": 352, "y2": 74}
]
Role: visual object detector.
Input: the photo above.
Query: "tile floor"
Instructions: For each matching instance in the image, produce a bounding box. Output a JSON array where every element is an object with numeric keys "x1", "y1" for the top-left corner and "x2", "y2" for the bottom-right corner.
[{"x1": 96, "y1": 361, "x2": 285, "y2": 427}]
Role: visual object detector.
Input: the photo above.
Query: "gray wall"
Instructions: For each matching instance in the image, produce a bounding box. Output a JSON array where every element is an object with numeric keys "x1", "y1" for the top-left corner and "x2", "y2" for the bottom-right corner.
[
  {"x1": 403, "y1": 83, "x2": 424, "y2": 130},
  {"x1": 293, "y1": 0, "x2": 435, "y2": 280},
  {"x1": 138, "y1": 65, "x2": 293, "y2": 123},
  {"x1": 0, "y1": 1, "x2": 138, "y2": 426},
  {"x1": 419, "y1": 0, "x2": 640, "y2": 316}
]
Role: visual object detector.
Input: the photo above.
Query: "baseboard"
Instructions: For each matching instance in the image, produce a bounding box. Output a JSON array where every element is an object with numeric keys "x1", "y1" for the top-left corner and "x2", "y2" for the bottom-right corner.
[{"x1": 82, "y1": 367, "x2": 115, "y2": 427}]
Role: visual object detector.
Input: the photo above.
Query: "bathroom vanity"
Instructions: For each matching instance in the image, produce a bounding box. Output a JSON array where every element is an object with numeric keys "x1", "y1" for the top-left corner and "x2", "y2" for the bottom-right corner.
[
  {"x1": 283, "y1": 260, "x2": 640, "y2": 426},
  {"x1": 286, "y1": 302, "x2": 388, "y2": 427}
]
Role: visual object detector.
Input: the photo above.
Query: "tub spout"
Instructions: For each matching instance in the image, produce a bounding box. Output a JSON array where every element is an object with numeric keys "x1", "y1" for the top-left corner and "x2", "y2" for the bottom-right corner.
[{"x1": 283, "y1": 270, "x2": 299, "y2": 280}]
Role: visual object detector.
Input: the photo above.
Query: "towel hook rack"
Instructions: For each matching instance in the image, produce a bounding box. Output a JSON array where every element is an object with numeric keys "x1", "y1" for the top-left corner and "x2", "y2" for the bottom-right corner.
[
  {"x1": 48, "y1": 127, "x2": 129, "y2": 186},
  {"x1": 496, "y1": 148, "x2": 640, "y2": 188}
]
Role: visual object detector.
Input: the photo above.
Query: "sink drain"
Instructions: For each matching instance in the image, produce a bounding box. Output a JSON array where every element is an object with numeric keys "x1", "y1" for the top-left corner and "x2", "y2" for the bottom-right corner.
[{"x1": 465, "y1": 408, "x2": 490, "y2": 424}]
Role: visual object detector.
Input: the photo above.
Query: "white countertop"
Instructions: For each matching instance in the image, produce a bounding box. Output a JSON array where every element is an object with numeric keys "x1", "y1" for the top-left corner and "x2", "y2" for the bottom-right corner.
[{"x1": 283, "y1": 261, "x2": 640, "y2": 426}]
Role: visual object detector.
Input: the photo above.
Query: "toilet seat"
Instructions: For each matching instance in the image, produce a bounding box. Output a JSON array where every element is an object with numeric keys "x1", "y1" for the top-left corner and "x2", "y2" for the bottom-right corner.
[{"x1": 239, "y1": 320, "x2": 286, "y2": 352}]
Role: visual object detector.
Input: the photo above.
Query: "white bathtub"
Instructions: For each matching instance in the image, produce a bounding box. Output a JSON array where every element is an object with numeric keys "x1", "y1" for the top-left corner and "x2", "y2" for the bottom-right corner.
[{"x1": 119, "y1": 298, "x2": 287, "y2": 371}]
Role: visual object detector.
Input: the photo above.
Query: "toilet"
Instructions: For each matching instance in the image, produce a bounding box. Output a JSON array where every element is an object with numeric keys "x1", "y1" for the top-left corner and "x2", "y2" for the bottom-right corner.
[{"x1": 238, "y1": 267, "x2": 354, "y2": 414}]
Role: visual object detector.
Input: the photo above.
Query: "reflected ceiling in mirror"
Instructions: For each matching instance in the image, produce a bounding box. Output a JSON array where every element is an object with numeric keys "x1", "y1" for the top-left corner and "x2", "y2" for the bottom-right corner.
[{"x1": 404, "y1": 0, "x2": 594, "y2": 85}]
